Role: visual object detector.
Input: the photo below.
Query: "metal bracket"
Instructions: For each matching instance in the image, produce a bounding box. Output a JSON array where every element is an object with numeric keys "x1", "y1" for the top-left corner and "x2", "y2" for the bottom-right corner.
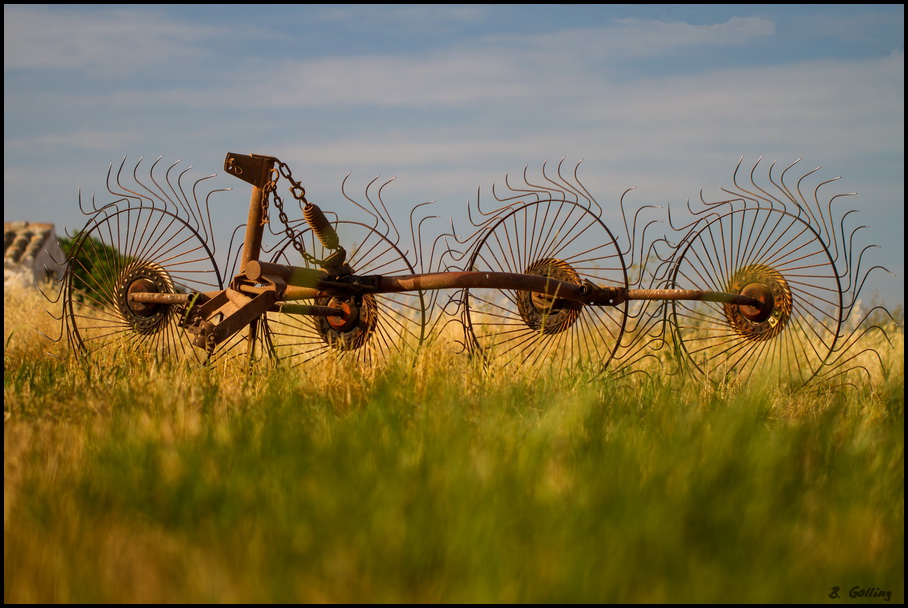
[
  {"x1": 224, "y1": 153, "x2": 279, "y2": 188},
  {"x1": 177, "y1": 292, "x2": 203, "y2": 328}
]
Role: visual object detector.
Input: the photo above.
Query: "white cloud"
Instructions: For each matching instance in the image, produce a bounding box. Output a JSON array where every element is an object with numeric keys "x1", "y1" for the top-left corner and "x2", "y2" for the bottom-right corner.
[
  {"x1": 314, "y1": 4, "x2": 487, "y2": 29},
  {"x1": 496, "y1": 16, "x2": 776, "y2": 59},
  {"x1": 3, "y1": 7, "x2": 901, "y2": 298},
  {"x1": 233, "y1": 16, "x2": 777, "y2": 109},
  {"x1": 3, "y1": 5, "x2": 230, "y2": 75}
]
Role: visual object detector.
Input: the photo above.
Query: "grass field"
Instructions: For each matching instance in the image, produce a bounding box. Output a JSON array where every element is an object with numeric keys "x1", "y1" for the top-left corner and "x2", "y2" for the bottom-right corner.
[{"x1": 4, "y1": 284, "x2": 904, "y2": 603}]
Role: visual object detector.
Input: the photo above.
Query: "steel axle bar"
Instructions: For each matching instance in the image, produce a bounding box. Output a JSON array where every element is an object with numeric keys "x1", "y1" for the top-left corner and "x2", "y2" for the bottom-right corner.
[{"x1": 130, "y1": 270, "x2": 765, "y2": 311}]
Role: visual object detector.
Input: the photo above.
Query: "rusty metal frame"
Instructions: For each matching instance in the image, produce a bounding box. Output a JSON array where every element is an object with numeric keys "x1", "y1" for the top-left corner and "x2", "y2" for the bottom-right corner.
[
  {"x1": 53, "y1": 151, "x2": 891, "y2": 390},
  {"x1": 120, "y1": 152, "x2": 768, "y2": 355}
]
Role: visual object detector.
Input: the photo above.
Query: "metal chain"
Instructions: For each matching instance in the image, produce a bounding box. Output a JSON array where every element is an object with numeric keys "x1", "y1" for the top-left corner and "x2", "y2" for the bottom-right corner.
[{"x1": 264, "y1": 160, "x2": 324, "y2": 267}]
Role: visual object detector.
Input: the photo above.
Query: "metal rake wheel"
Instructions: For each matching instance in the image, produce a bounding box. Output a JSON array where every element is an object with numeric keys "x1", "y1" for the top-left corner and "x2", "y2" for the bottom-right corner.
[
  {"x1": 669, "y1": 206, "x2": 839, "y2": 387},
  {"x1": 262, "y1": 218, "x2": 428, "y2": 367},
  {"x1": 61, "y1": 157, "x2": 230, "y2": 363},
  {"x1": 63, "y1": 205, "x2": 224, "y2": 362},
  {"x1": 666, "y1": 157, "x2": 891, "y2": 389},
  {"x1": 463, "y1": 198, "x2": 629, "y2": 374}
]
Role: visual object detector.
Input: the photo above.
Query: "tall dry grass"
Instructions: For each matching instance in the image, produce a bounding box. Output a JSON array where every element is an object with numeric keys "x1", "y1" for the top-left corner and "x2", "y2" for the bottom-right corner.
[{"x1": 4, "y1": 283, "x2": 904, "y2": 602}]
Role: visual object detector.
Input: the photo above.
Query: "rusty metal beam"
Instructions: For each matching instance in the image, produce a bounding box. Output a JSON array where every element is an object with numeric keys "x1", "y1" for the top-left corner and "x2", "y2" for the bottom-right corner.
[
  {"x1": 128, "y1": 292, "x2": 192, "y2": 304},
  {"x1": 127, "y1": 270, "x2": 765, "y2": 313},
  {"x1": 224, "y1": 154, "x2": 279, "y2": 274}
]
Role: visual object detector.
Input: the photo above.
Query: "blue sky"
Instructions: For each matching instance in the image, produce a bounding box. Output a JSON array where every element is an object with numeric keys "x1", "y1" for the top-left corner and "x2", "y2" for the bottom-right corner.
[{"x1": 4, "y1": 4, "x2": 904, "y2": 306}]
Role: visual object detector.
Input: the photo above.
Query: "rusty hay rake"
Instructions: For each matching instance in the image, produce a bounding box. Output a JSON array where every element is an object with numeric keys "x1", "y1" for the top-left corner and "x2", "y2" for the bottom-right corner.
[{"x1": 45, "y1": 152, "x2": 896, "y2": 390}]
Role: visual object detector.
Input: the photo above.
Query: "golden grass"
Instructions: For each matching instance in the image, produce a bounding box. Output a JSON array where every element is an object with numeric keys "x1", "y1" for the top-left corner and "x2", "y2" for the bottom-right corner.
[{"x1": 4, "y1": 282, "x2": 904, "y2": 602}]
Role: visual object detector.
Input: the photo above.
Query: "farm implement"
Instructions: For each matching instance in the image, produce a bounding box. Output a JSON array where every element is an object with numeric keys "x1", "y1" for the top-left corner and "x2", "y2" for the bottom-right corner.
[{"x1": 50, "y1": 152, "x2": 894, "y2": 389}]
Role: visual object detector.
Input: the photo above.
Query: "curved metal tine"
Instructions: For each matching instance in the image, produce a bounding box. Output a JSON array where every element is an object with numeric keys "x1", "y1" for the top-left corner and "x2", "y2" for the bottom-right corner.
[
  {"x1": 408, "y1": 200, "x2": 437, "y2": 238},
  {"x1": 129, "y1": 156, "x2": 179, "y2": 214},
  {"x1": 147, "y1": 157, "x2": 187, "y2": 219},
  {"x1": 493, "y1": 169, "x2": 537, "y2": 204},
  {"x1": 36, "y1": 324, "x2": 65, "y2": 345},
  {"x1": 838, "y1": 225, "x2": 870, "y2": 292},
  {"x1": 565, "y1": 159, "x2": 607, "y2": 219},
  {"x1": 468, "y1": 187, "x2": 518, "y2": 230},
  {"x1": 666, "y1": 200, "x2": 693, "y2": 233},
  {"x1": 409, "y1": 200, "x2": 439, "y2": 270},
  {"x1": 101, "y1": 158, "x2": 135, "y2": 207},
  {"x1": 171, "y1": 162, "x2": 215, "y2": 249},
  {"x1": 344, "y1": 174, "x2": 387, "y2": 234},
  {"x1": 180, "y1": 168, "x2": 219, "y2": 245},
  {"x1": 771, "y1": 159, "x2": 813, "y2": 219},
  {"x1": 339, "y1": 172, "x2": 380, "y2": 231},
  {"x1": 163, "y1": 160, "x2": 198, "y2": 229},
  {"x1": 780, "y1": 159, "x2": 822, "y2": 230},
  {"x1": 847, "y1": 236, "x2": 891, "y2": 305},
  {"x1": 518, "y1": 163, "x2": 580, "y2": 225},
  {"x1": 43, "y1": 244, "x2": 69, "y2": 273},
  {"x1": 463, "y1": 189, "x2": 490, "y2": 227},
  {"x1": 762, "y1": 160, "x2": 803, "y2": 219},
  {"x1": 813, "y1": 358, "x2": 875, "y2": 391},
  {"x1": 840, "y1": 307, "x2": 897, "y2": 347},
  {"x1": 156, "y1": 163, "x2": 224, "y2": 270},
  {"x1": 36, "y1": 262, "x2": 67, "y2": 347},
  {"x1": 370, "y1": 177, "x2": 400, "y2": 246},
  {"x1": 77, "y1": 188, "x2": 103, "y2": 216},
  {"x1": 671, "y1": 191, "x2": 729, "y2": 236},
  {"x1": 432, "y1": 230, "x2": 466, "y2": 270},
  {"x1": 626, "y1": 216, "x2": 665, "y2": 288},
  {"x1": 790, "y1": 164, "x2": 831, "y2": 240},
  {"x1": 77, "y1": 162, "x2": 131, "y2": 216},
  {"x1": 35, "y1": 277, "x2": 64, "y2": 308},
  {"x1": 824, "y1": 191, "x2": 857, "y2": 265},
  {"x1": 831, "y1": 209, "x2": 861, "y2": 277},
  {"x1": 618, "y1": 187, "x2": 663, "y2": 280},
  {"x1": 848, "y1": 263, "x2": 894, "y2": 316},
  {"x1": 808, "y1": 176, "x2": 844, "y2": 250},
  {"x1": 198, "y1": 184, "x2": 230, "y2": 257},
  {"x1": 423, "y1": 295, "x2": 461, "y2": 344},
  {"x1": 612, "y1": 333, "x2": 671, "y2": 382},
  {"x1": 771, "y1": 160, "x2": 813, "y2": 229},
  {"x1": 722, "y1": 156, "x2": 785, "y2": 215},
  {"x1": 550, "y1": 159, "x2": 597, "y2": 213},
  {"x1": 99, "y1": 158, "x2": 153, "y2": 258},
  {"x1": 615, "y1": 187, "x2": 638, "y2": 259},
  {"x1": 815, "y1": 335, "x2": 889, "y2": 386},
  {"x1": 223, "y1": 222, "x2": 248, "y2": 277},
  {"x1": 35, "y1": 256, "x2": 65, "y2": 308},
  {"x1": 535, "y1": 160, "x2": 576, "y2": 206},
  {"x1": 560, "y1": 159, "x2": 604, "y2": 217},
  {"x1": 453, "y1": 202, "x2": 503, "y2": 252},
  {"x1": 439, "y1": 289, "x2": 465, "y2": 318}
]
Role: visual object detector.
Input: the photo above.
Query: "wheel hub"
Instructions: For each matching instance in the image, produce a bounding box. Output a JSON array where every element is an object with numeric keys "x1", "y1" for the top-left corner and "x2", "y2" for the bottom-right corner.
[
  {"x1": 724, "y1": 265, "x2": 792, "y2": 341},
  {"x1": 516, "y1": 258, "x2": 582, "y2": 335},
  {"x1": 114, "y1": 261, "x2": 175, "y2": 335},
  {"x1": 316, "y1": 295, "x2": 378, "y2": 350}
]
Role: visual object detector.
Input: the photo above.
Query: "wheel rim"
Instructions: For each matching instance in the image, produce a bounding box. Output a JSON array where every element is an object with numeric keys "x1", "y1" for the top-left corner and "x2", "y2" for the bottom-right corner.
[
  {"x1": 464, "y1": 199, "x2": 628, "y2": 375},
  {"x1": 669, "y1": 207, "x2": 842, "y2": 387}
]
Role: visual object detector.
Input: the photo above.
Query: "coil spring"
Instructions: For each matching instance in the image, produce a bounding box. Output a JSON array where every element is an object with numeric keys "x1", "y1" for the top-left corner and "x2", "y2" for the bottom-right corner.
[{"x1": 303, "y1": 201, "x2": 340, "y2": 250}]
